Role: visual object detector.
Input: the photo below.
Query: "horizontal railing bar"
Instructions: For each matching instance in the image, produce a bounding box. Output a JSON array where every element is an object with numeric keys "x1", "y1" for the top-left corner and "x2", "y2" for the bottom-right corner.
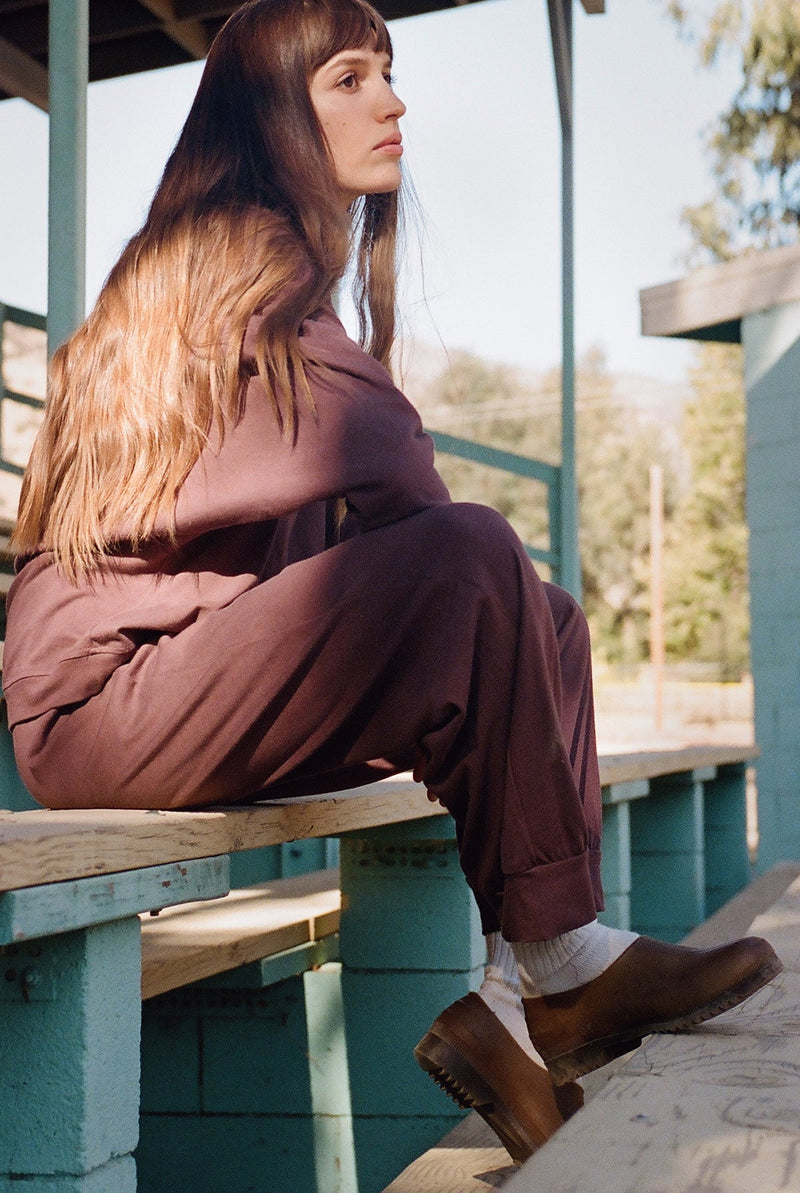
[
  {"x1": 1, "y1": 389, "x2": 45, "y2": 409},
  {"x1": 429, "y1": 430, "x2": 559, "y2": 487}
]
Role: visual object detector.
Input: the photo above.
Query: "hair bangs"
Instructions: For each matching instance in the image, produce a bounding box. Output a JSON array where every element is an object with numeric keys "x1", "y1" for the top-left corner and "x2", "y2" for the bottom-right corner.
[{"x1": 303, "y1": 0, "x2": 393, "y2": 75}]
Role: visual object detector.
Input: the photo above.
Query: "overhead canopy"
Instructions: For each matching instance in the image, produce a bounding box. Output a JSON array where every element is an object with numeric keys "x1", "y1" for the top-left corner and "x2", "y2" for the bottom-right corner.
[
  {"x1": 640, "y1": 241, "x2": 800, "y2": 345},
  {"x1": 0, "y1": 0, "x2": 602, "y2": 110}
]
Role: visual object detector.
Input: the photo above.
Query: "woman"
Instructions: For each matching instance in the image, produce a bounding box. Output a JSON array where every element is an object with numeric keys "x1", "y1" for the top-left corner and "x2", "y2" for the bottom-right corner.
[{"x1": 4, "y1": 0, "x2": 780, "y2": 1164}]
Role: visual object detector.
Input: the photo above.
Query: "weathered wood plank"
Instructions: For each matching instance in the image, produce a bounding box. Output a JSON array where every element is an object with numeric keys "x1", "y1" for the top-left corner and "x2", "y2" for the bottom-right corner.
[
  {"x1": 0, "y1": 855, "x2": 229, "y2": 945},
  {"x1": 140, "y1": 868, "x2": 341, "y2": 999},
  {"x1": 598, "y1": 743, "x2": 757, "y2": 788},
  {"x1": 640, "y1": 241, "x2": 800, "y2": 338},
  {"x1": 0, "y1": 747, "x2": 758, "y2": 893},
  {"x1": 0, "y1": 775, "x2": 438, "y2": 891},
  {"x1": 504, "y1": 876, "x2": 800, "y2": 1193},
  {"x1": 381, "y1": 1114, "x2": 516, "y2": 1193}
]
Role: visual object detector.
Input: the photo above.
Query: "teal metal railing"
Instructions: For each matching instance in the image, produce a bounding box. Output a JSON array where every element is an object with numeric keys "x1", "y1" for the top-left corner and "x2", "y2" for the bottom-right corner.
[
  {"x1": 429, "y1": 429, "x2": 562, "y2": 582},
  {"x1": 0, "y1": 302, "x2": 47, "y2": 484}
]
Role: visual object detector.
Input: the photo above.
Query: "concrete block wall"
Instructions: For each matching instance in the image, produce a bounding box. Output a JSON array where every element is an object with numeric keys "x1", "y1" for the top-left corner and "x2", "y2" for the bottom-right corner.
[
  {"x1": 139, "y1": 818, "x2": 483, "y2": 1193},
  {"x1": 742, "y1": 300, "x2": 800, "y2": 870}
]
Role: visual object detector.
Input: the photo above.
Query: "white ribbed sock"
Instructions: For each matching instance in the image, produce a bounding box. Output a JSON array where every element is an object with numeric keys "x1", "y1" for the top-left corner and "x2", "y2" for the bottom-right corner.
[
  {"x1": 512, "y1": 921, "x2": 639, "y2": 998},
  {"x1": 477, "y1": 933, "x2": 541, "y2": 1061}
]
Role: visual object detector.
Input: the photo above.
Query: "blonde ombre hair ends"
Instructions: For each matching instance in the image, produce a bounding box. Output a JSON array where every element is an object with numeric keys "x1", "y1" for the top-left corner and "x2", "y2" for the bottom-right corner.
[{"x1": 13, "y1": 0, "x2": 400, "y2": 578}]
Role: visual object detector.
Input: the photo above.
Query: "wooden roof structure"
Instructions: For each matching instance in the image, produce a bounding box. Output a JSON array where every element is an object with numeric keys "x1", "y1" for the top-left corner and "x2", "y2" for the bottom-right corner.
[
  {"x1": 640, "y1": 241, "x2": 800, "y2": 344},
  {"x1": 0, "y1": 0, "x2": 604, "y2": 110}
]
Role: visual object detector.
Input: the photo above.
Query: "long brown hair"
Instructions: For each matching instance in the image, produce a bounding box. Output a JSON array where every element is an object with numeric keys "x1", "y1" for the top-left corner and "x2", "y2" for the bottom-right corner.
[{"x1": 13, "y1": 0, "x2": 400, "y2": 577}]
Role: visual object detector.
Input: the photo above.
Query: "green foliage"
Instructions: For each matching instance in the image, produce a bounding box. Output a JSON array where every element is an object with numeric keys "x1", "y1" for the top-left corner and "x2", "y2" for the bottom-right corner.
[
  {"x1": 418, "y1": 349, "x2": 679, "y2": 665},
  {"x1": 662, "y1": 0, "x2": 800, "y2": 260},
  {"x1": 575, "y1": 350, "x2": 679, "y2": 666},
  {"x1": 662, "y1": 343, "x2": 750, "y2": 676}
]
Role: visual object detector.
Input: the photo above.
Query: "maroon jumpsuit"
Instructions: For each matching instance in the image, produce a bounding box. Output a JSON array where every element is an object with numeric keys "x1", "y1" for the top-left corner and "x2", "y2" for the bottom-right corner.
[{"x1": 4, "y1": 304, "x2": 603, "y2": 941}]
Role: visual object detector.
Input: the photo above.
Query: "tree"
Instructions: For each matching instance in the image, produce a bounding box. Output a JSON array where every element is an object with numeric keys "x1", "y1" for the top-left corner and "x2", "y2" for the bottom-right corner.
[
  {"x1": 662, "y1": 0, "x2": 800, "y2": 262},
  {"x1": 662, "y1": 342, "x2": 750, "y2": 676},
  {"x1": 575, "y1": 348, "x2": 679, "y2": 666},
  {"x1": 418, "y1": 348, "x2": 680, "y2": 665}
]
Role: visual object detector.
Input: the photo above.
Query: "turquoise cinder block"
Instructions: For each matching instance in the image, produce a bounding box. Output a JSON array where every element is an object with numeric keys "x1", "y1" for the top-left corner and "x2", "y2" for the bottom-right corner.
[
  {"x1": 600, "y1": 800, "x2": 631, "y2": 894},
  {"x1": 629, "y1": 772, "x2": 706, "y2": 941},
  {"x1": 305, "y1": 965, "x2": 358, "y2": 1193},
  {"x1": 339, "y1": 833, "x2": 484, "y2": 972},
  {"x1": 0, "y1": 1155, "x2": 136, "y2": 1192},
  {"x1": 228, "y1": 845, "x2": 281, "y2": 887},
  {"x1": 341, "y1": 967, "x2": 481, "y2": 1117},
  {"x1": 0, "y1": 919, "x2": 140, "y2": 1176},
  {"x1": 136, "y1": 1115, "x2": 318, "y2": 1193},
  {"x1": 200, "y1": 978, "x2": 313, "y2": 1114},
  {"x1": 352, "y1": 1114, "x2": 465, "y2": 1193},
  {"x1": 703, "y1": 763, "x2": 751, "y2": 915},
  {"x1": 140, "y1": 1009, "x2": 201, "y2": 1114},
  {"x1": 630, "y1": 853, "x2": 706, "y2": 940}
]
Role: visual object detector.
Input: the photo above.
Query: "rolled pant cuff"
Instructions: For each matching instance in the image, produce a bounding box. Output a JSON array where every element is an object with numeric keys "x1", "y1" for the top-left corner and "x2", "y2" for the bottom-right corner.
[{"x1": 500, "y1": 850, "x2": 603, "y2": 942}]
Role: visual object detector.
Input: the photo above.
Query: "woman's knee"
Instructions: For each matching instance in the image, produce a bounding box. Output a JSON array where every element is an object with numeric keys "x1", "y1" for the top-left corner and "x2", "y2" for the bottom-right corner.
[{"x1": 544, "y1": 581, "x2": 592, "y2": 652}]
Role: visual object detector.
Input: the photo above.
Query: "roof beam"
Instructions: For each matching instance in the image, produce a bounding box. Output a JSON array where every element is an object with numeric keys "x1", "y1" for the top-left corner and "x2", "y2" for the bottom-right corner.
[
  {"x1": 134, "y1": 0, "x2": 212, "y2": 60},
  {"x1": 580, "y1": 1, "x2": 605, "y2": 12},
  {"x1": 0, "y1": 32, "x2": 46, "y2": 109},
  {"x1": 548, "y1": 0, "x2": 571, "y2": 135},
  {"x1": 640, "y1": 242, "x2": 800, "y2": 340}
]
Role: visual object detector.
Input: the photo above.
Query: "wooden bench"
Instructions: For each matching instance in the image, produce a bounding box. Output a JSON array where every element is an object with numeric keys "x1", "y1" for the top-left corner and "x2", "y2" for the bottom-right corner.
[
  {"x1": 140, "y1": 866, "x2": 342, "y2": 999},
  {"x1": 0, "y1": 744, "x2": 760, "y2": 1193}
]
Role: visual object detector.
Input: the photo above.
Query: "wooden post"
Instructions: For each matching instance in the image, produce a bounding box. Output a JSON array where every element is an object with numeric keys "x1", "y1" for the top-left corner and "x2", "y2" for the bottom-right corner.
[{"x1": 650, "y1": 463, "x2": 665, "y2": 732}]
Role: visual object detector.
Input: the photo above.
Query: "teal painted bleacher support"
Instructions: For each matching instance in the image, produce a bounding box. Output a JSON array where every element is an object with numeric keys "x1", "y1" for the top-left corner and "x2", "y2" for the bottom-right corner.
[
  {"x1": 339, "y1": 818, "x2": 484, "y2": 1192},
  {"x1": 138, "y1": 817, "x2": 483, "y2": 1193},
  {"x1": 598, "y1": 779, "x2": 648, "y2": 931},
  {"x1": 0, "y1": 858, "x2": 228, "y2": 1192},
  {"x1": 630, "y1": 768, "x2": 710, "y2": 941},
  {"x1": 0, "y1": 919, "x2": 140, "y2": 1193},
  {"x1": 704, "y1": 761, "x2": 751, "y2": 916},
  {"x1": 47, "y1": 0, "x2": 88, "y2": 357}
]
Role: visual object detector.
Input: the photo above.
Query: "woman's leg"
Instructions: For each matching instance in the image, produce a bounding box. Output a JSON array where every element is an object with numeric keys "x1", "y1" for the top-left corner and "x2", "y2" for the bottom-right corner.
[{"x1": 16, "y1": 502, "x2": 600, "y2": 939}]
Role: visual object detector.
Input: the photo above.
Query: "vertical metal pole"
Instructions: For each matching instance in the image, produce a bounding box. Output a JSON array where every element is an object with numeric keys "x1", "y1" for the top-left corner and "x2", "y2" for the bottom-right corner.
[
  {"x1": 548, "y1": 0, "x2": 581, "y2": 597},
  {"x1": 47, "y1": 0, "x2": 89, "y2": 359},
  {"x1": 559, "y1": 1, "x2": 580, "y2": 599}
]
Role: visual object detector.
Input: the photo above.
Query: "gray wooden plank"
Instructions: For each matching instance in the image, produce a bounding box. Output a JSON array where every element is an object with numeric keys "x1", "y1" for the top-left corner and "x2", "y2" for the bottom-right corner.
[
  {"x1": 381, "y1": 1114, "x2": 517, "y2": 1193},
  {"x1": 504, "y1": 875, "x2": 800, "y2": 1193}
]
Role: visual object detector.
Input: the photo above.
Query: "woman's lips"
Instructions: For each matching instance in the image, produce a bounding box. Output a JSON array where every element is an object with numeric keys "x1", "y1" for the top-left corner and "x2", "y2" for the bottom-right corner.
[{"x1": 375, "y1": 136, "x2": 403, "y2": 156}]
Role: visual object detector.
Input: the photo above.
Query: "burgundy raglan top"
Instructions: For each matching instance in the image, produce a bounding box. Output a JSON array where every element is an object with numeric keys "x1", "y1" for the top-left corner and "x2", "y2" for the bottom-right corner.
[{"x1": 2, "y1": 304, "x2": 449, "y2": 730}]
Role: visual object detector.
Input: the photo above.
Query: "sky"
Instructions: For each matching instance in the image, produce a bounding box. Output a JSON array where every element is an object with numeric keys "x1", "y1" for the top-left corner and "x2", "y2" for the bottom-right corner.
[{"x1": 0, "y1": 0, "x2": 741, "y2": 385}]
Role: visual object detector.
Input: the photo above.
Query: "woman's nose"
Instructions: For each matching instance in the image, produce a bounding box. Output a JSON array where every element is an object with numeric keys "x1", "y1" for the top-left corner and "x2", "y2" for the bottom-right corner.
[{"x1": 381, "y1": 81, "x2": 406, "y2": 119}]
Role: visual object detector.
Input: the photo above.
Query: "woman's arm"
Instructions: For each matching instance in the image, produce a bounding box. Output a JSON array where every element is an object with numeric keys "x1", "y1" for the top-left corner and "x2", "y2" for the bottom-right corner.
[{"x1": 172, "y1": 305, "x2": 449, "y2": 543}]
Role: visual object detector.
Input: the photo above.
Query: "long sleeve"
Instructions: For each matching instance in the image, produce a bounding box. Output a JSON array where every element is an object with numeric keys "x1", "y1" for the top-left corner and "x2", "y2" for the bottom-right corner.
[
  {"x1": 170, "y1": 304, "x2": 450, "y2": 543},
  {"x1": 3, "y1": 304, "x2": 449, "y2": 729}
]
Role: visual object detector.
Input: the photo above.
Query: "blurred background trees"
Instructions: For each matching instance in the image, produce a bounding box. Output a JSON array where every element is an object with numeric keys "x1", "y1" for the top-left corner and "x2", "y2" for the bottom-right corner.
[{"x1": 414, "y1": 1, "x2": 798, "y2": 680}]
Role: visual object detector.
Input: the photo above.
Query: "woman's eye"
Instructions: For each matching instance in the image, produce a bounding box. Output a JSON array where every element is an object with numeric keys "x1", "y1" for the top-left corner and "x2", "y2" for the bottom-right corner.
[{"x1": 338, "y1": 73, "x2": 358, "y2": 90}]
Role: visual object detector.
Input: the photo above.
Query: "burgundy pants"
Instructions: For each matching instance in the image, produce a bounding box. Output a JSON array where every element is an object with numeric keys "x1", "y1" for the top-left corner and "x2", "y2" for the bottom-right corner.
[{"x1": 17, "y1": 503, "x2": 603, "y2": 941}]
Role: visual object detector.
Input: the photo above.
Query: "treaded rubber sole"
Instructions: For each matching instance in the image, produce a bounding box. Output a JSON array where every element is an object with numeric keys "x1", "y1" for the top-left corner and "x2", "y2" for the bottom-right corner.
[
  {"x1": 544, "y1": 953, "x2": 783, "y2": 1085},
  {"x1": 414, "y1": 1030, "x2": 545, "y2": 1163}
]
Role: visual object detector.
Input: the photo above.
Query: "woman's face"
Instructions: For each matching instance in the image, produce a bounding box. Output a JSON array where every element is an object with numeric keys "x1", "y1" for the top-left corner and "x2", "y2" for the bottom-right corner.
[{"x1": 309, "y1": 46, "x2": 406, "y2": 207}]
